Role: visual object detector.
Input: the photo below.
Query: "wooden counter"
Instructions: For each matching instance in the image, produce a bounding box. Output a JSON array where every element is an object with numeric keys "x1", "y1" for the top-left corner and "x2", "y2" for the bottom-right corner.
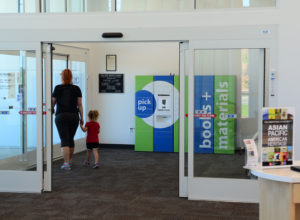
[{"x1": 251, "y1": 167, "x2": 300, "y2": 220}]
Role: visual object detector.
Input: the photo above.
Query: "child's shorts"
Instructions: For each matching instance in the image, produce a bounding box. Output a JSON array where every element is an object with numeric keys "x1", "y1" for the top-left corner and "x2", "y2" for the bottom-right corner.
[{"x1": 86, "y1": 142, "x2": 99, "y2": 150}]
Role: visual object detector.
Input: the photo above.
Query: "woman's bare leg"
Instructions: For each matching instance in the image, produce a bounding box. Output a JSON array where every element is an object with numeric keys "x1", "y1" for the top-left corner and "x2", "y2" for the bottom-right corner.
[
  {"x1": 69, "y1": 147, "x2": 75, "y2": 162},
  {"x1": 62, "y1": 146, "x2": 70, "y2": 163}
]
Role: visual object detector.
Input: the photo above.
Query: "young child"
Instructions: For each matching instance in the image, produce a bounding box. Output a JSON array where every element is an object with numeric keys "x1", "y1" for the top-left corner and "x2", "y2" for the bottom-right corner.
[{"x1": 80, "y1": 110, "x2": 100, "y2": 169}]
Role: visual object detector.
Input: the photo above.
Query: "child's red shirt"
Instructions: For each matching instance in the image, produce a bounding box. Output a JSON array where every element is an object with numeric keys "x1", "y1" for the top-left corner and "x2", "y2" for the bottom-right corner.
[{"x1": 85, "y1": 121, "x2": 100, "y2": 143}]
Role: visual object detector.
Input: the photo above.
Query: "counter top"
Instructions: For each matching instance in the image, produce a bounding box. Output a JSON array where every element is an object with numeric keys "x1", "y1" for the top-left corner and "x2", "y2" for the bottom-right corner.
[{"x1": 251, "y1": 166, "x2": 300, "y2": 183}]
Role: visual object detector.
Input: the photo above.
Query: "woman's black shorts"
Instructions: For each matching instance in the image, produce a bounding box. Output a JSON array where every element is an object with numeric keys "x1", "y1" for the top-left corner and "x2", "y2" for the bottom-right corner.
[
  {"x1": 86, "y1": 142, "x2": 99, "y2": 150},
  {"x1": 55, "y1": 113, "x2": 79, "y2": 148}
]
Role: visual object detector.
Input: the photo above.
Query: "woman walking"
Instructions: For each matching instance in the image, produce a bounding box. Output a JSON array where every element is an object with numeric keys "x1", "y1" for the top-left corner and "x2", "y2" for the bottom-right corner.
[{"x1": 52, "y1": 69, "x2": 84, "y2": 170}]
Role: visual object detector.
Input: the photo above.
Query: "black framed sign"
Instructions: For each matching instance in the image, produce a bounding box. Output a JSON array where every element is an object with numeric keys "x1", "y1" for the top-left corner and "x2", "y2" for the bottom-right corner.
[
  {"x1": 106, "y1": 54, "x2": 117, "y2": 71},
  {"x1": 99, "y1": 73, "x2": 124, "y2": 93}
]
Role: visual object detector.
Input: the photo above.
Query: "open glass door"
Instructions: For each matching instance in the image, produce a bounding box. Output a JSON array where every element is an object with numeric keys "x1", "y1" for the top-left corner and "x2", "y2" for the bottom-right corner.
[
  {"x1": 42, "y1": 43, "x2": 53, "y2": 191},
  {"x1": 179, "y1": 42, "x2": 188, "y2": 197},
  {"x1": 0, "y1": 42, "x2": 43, "y2": 192},
  {"x1": 42, "y1": 43, "x2": 88, "y2": 191},
  {"x1": 186, "y1": 41, "x2": 267, "y2": 202}
]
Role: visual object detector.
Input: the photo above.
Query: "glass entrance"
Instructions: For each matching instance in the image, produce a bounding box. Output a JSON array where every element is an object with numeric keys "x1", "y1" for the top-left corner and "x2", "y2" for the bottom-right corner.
[
  {"x1": 193, "y1": 49, "x2": 264, "y2": 178},
  {"x1": 42, "y1": 43, "x2": 88, "y2": 191},
  {"x1": 0, "y1": 43, "x2": 42, "y2": 192},
  {"x1": 186, "y1": 46, "x2": 266, "y2": 202}
]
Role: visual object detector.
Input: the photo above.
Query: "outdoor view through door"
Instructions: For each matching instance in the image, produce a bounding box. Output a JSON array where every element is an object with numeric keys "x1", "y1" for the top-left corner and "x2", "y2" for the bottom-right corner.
[{"x1": 0, "y1": 50, "x2": 37, "y2": 170}]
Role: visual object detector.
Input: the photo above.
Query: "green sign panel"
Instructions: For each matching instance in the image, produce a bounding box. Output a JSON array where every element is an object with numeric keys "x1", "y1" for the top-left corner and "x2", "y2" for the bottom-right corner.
[
  {"x1": 135, "y1": 76, "x2": 154, "y2": 152},
  {"x1": 214, "y1": 76, "x2": 235, "y2": 154}
]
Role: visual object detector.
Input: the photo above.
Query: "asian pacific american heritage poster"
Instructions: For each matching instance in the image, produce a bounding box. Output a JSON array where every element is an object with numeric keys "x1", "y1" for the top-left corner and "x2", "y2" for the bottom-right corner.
[{"x1": 262, "y1": 107, "x2": 294, "y2": 167}]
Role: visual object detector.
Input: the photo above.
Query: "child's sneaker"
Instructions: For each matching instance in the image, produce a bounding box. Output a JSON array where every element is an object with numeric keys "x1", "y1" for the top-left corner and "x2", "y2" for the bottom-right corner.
[
  {"x1": 83, "y1": 161, "x2": 90, "y2": 166},
  {"x1": 92, "y1": 163, "x2": 99, "y2": 169},
  {"x1": 69, "y1": 160, "x2": 72, "y2": 167},
  {"x1": 61, "y1": 162, "x2": 71, "y2": 170}
]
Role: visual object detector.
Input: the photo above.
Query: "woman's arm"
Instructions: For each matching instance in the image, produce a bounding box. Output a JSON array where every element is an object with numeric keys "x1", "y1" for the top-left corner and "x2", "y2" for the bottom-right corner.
[
  {"x1": 77, "y1": 97, "x2": 84, "y2": 125},
  {"x1": 80, "y1": 123, "x2": 88, "y2": 132},
  {"x1": 51, "y1": 97, "x2": 57, "y2": 114}
]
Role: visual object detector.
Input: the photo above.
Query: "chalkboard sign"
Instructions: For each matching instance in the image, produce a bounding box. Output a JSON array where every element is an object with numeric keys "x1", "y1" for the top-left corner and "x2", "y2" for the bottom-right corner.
[{"x1": 99, "y1": 74, "x2": 124, "y2": 93}]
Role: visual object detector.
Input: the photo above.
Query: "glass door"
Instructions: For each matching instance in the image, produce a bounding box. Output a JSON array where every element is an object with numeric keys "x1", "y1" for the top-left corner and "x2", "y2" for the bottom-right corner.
[
  {"x1": 0, "y1": 42, "x2": 43, "y2": 192},
  {"x1": 42, "y1": 43, "x2": 53, "y2": 191},
  {"x1": 42, "y1": 43, "x2": 88, "y2": 191},
  {"x1": 186, "y1": 41, "x2": 268, "y2": 202}
]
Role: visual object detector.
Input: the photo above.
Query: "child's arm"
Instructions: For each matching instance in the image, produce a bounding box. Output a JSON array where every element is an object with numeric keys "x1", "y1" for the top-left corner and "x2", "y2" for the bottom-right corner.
[{"x1": 80, "y1": 123, "x2": 88, "y2": 132}]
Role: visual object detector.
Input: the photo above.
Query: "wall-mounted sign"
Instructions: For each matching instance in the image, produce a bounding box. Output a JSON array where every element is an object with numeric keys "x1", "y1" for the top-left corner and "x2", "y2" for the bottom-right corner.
[
  {"x1": 262, "y1": 107, "x2": 294, "y2": 167},
  {"x1": 98, "y1": 73, "x2": 124, "y2": 93},
  {"x1": 106, "y1": 54, "x2": 117, "y2": 71}
]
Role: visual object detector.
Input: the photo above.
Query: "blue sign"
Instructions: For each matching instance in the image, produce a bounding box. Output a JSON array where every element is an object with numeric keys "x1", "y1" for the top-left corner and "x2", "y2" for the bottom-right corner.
[
  {"x1": 135, "y1": 90, "x2": 156, "y2": 118},
  {"x1": 194, "y1": 76, "x2": 214, "y2": 154},
  {"x1": 153, "y1": 76, "x2": 174, "y2": 152}
]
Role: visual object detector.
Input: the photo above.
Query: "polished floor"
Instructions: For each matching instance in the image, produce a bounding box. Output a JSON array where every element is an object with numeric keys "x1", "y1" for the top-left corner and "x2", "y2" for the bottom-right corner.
[{"x1": 0, "y1": 148, "x2": 258, "y2": 220}]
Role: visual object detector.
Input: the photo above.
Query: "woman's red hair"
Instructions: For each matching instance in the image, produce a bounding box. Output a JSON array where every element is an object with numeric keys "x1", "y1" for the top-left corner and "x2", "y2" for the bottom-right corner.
[{"x1": 61, "y1": 69, "x2": 73, "y2": 84}]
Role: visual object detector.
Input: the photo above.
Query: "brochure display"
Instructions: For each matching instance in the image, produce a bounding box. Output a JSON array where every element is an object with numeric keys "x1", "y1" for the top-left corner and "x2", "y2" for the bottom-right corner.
[
  {"x1": 262, "y1": 107, "x2": 294, "y2": 167},
  {"x1": 243, "y1": 139, "x2": 259, "y2": 168}
]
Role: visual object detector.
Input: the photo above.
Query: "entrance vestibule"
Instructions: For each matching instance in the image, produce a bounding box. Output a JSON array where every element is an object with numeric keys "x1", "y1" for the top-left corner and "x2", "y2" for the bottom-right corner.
[{"x1": 0, "y1": 40, "x2": 270, "y2": 203}]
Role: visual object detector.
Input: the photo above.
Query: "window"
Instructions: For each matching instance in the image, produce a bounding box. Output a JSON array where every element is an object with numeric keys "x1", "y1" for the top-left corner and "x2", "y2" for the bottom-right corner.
[
  {"x1": 196, "y1": 0, "x2": 276, "y2": 9},
  {"x1": 71, "y1": 60, "x2": 87, "y2": 140},
  {"x1": 117, "y1": 0, "x2": 194, "y2": 11},
  {"x1": 52, "y1": 56, "x2": 68, "y2": 145},
  {"x1": 0, "y1": 50, "x2": 37, "y2": 171},
  {"x1": 42, "y1": 0, "x2": 111, "y2": 12},
  {"x1": 0, "y1": 0, "x2": 35, "y2": 13}
]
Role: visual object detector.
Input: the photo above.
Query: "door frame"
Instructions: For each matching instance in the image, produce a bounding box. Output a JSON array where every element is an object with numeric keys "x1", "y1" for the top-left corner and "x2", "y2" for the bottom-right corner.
[
  {"x1": 42, "y1": 42, "x2": 90, "y2": 192},
  {"x1": 179, "y1": 41, "x2": 188, "y2": 197},
  {"x1": 41, "y1": 39, "x2": 277, "y2": 202},
  {"x1": 43, "y1": 43, "x2": 53, "y2": 192},
  {"x1": 41, "y1": 40, "x2": 187, "y2": 194},
  {"x1": 185, "y1": 39, "x2": 277, "y2": 202}
]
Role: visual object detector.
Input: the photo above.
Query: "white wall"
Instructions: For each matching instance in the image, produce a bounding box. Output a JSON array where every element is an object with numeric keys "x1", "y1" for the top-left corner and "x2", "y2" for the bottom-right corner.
[
  {"x1": 277, "y1": 1, "x2": 300, "y2": 160},
  {"x1": 86, "y1": 42, "x2": 179, "y2": 144}
]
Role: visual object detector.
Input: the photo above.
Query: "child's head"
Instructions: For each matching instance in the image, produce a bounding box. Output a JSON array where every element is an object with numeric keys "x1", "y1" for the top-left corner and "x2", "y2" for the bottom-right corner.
[{"x1": 88, "y1": 110, "x2": 99, "y2": 121}]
